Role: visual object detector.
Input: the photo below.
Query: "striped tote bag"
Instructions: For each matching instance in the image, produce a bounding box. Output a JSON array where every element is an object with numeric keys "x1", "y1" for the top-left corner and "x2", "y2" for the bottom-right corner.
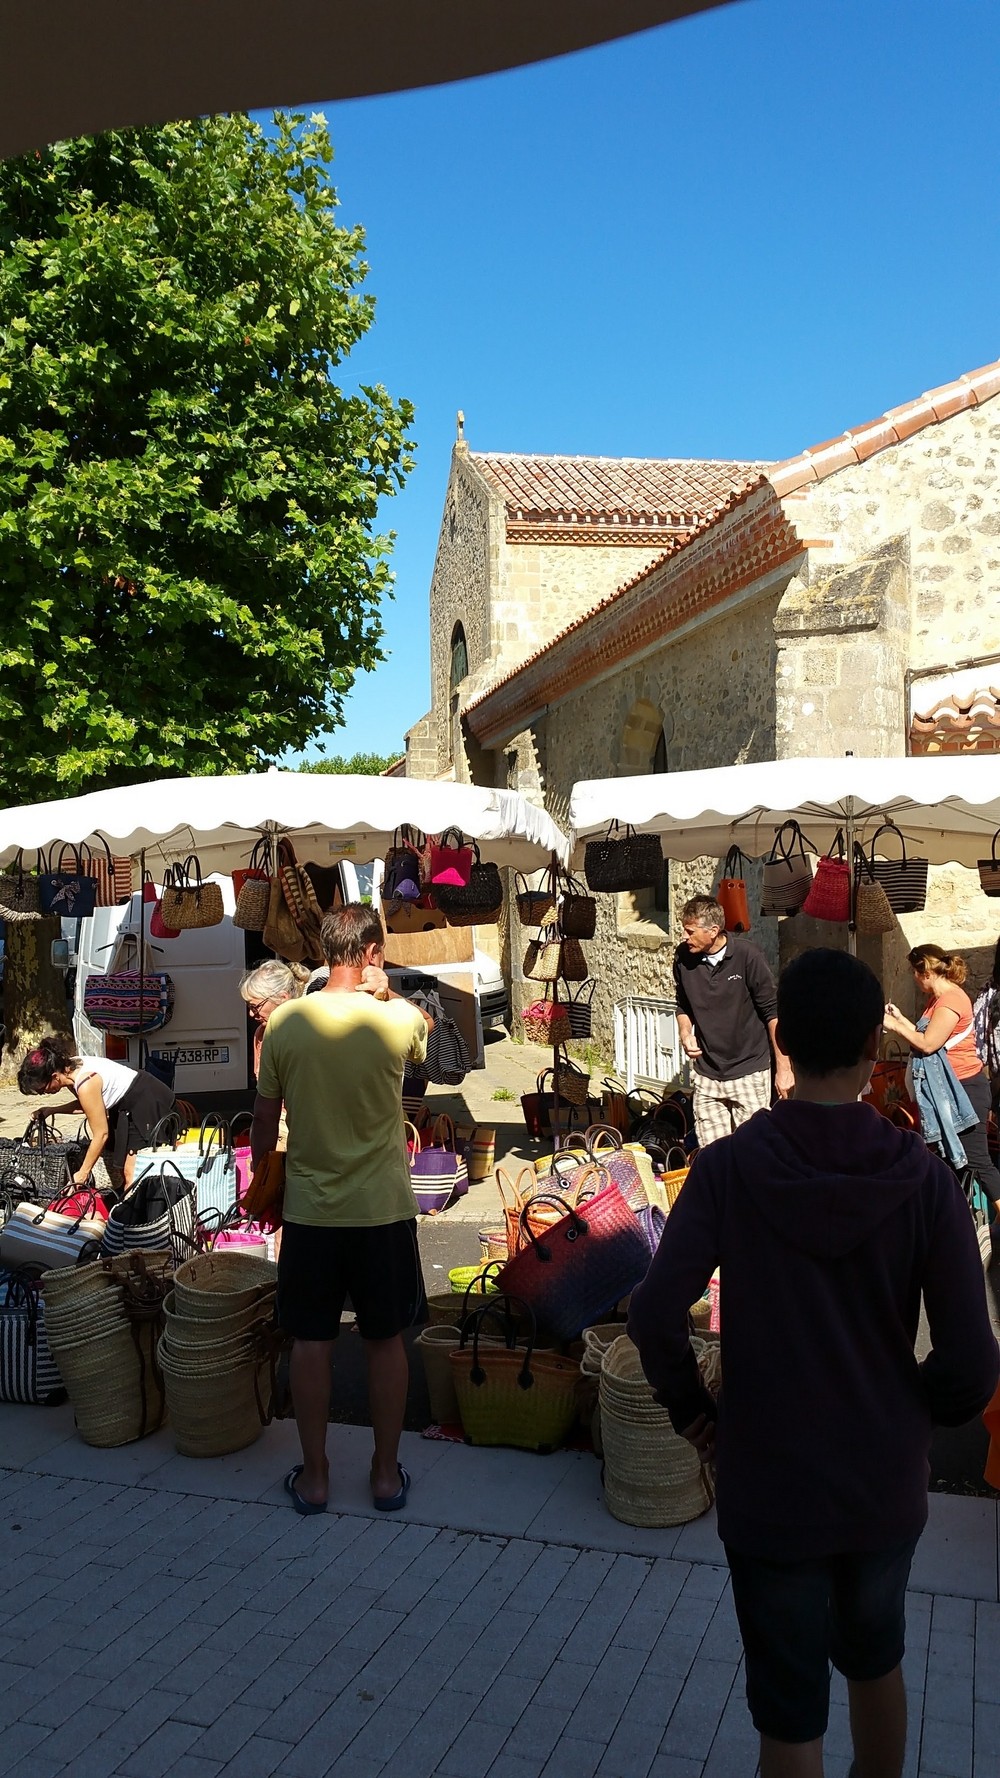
[{"x1": 0, "y1": 1270, "x2": 65, "y2": 1405}]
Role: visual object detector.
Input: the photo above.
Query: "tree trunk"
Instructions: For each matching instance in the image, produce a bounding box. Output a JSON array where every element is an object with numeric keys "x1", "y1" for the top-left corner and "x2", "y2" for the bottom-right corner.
[{"x1": 0, "y1": 917, "x2": 73, "y2": 1085}]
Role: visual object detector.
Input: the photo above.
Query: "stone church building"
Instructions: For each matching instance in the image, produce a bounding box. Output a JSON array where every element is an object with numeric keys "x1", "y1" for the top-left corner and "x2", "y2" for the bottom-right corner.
[{"x1": 404, "y1": 358, "x2": 1000, "y2": 1050}]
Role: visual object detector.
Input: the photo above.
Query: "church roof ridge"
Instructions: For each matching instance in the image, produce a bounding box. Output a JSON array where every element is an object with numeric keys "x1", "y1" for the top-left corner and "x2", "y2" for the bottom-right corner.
[{"x1": 469, "y1": 449, "x2": 765, "y2": 529}]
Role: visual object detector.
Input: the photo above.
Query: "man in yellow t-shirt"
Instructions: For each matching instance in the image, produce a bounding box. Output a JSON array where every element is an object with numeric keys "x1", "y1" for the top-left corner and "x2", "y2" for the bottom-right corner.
[{"x1": 251, "y1": 904, "x2": 432, "y2": 1517}]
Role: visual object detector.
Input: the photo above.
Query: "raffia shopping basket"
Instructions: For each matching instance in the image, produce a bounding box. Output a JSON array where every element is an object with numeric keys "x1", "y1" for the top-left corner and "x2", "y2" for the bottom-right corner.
[
  {"x1": 172, "y1": 1251, "x2": 277, "y2": 1319},
  {"x1": 599, "y1": 1334, "x2": 715, "y2": 1528},
  {"x1": 42, "y1": 1251, "x2": 171, "y2": 1447},
  {"x1": 160, "y1": 1252, "x2": 280, "y2": 1456}
]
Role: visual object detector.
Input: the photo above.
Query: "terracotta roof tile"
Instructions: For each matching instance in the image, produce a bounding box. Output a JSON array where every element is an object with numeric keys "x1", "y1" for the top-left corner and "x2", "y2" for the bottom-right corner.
[
  {"x1": 910, "y1": 687, "x2": 1000, "y2": 754},
  {"x1": 471, "y1": 451, "x2": 765, "y2": 531},
  {"x1": 770, "y1": 355, "x2": 1000, "y2": 496}
]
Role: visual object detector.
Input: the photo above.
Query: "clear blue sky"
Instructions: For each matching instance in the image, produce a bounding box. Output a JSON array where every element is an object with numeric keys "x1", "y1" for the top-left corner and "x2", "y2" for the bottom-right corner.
[{"x1": 268, "y1": 0, "x2": 1000, "y2": 763}]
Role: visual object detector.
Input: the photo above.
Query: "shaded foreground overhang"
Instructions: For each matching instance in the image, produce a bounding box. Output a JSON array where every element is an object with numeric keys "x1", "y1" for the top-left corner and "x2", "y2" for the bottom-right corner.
[{"x1": 0, "y1": 1, "x2": 739, "y2": 160}]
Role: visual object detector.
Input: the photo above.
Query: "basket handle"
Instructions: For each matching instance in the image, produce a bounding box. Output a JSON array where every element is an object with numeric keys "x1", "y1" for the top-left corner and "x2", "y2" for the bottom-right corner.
[
  {"x1": 459, "y1": 1260, "x2": 504, "y2": 1321},
  {"x1": 495, "y1": 1163, "x2": 538, "y2": 1211},
  {"x1": 432, "y1": 1111, "x2": 456, "y2": 1150},
  {"x1": 585, "y1": 1123, "x2": 623, "y2": 1155},
  {"x1": 868, "y1": 819, "x2": 906, "y2": 866},
  {"x1": 461, "y1": 1295, "x2": 538, "y2": 1390}
]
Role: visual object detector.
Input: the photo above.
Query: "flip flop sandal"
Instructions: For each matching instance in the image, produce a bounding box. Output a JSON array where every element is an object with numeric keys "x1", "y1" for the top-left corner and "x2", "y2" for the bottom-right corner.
[
  {"x1": 284, "y1": 1465, "x2": 327, "y2": 1516},
  {"x1": 373, "y1": 1464, "x2": 411, "y2": 1512}
]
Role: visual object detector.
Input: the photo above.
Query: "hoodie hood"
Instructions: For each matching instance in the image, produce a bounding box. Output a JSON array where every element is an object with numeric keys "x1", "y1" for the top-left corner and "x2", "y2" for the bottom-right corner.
[{"x1": 727, "y1": 1100, "x2": 936, "y2": 1260}]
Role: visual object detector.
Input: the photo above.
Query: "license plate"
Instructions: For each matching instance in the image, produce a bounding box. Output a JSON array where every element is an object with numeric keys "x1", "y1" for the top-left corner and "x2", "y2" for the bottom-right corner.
[{"x1": 154, "y1": 1046, "x2": 230, "y2": 1067}]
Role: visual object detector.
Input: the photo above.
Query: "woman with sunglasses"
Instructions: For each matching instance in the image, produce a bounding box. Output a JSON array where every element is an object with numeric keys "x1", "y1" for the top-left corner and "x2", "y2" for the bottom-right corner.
[{"x1": 240, "y1": 959, "x2": 311, "y2": 1079}]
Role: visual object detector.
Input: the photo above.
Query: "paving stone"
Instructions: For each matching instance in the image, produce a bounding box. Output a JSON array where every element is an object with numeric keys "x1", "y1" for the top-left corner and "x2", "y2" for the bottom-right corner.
[
  {"x1": 919, "y1": 1713, "x2": 973, "y2": 1777},
  {"x1": 113, "y1": 1719, "x2": 204, "y2": 1778}
]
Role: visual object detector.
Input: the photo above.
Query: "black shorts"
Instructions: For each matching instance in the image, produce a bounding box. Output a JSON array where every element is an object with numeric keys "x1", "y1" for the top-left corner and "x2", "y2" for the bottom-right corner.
[
  {"x1": 276, "y1": 1218, "x2": 428, "y2": 1342},
  {"x1": 725, "y1": 1537, "x2": 919, "y2": 1743}
]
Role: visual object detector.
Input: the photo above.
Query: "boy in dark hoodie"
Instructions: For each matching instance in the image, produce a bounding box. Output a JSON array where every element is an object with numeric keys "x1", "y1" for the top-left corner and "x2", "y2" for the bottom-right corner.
[{"x1": 628, "y1": 948, "x2": 998, "y2": 1778}]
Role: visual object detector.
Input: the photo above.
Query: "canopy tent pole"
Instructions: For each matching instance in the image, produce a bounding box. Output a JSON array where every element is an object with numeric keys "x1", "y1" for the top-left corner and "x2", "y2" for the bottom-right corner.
[{"x1": 845, "y1": 795, "x2": 857, "y2": 958}]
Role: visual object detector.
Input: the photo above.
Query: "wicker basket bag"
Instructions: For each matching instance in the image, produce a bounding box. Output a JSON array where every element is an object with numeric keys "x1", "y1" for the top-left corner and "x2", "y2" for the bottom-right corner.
[
  {"x1": 449, "y1": 1298, "x2": 579, "y2": 1452},
  {"x1": 599, "y1": 1334, "x2": 714, "y2": 1528},
  {"x1": 172, "y1": 1251, "x2": 277, "y2": 1320}
]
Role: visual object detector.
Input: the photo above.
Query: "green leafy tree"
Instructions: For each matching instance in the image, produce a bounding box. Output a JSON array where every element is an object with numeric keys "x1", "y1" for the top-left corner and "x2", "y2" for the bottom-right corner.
[
  {"x1": 299, "y1": 751, "x2": 399, "y2": 775},
  {"x1": 0, "y1": 113, "x2": 414, "y2": 1073}
]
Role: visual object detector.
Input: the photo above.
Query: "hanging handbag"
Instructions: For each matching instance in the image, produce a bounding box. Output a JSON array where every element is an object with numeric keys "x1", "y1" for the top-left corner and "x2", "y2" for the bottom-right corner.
[
  {"x1": 499, "y1": 1172, "x2": 652, "y2": 1340},
  {"x1": 145, "y1": 868, "x2": 181, "y2": 940},
  {"x1": 233, "y1": 838, "x2": 273, "y2": 931},
  {"x1": 978, "y1": 829, "x2": 1000, "y2": 899},
  {"x1": 277, "y1": 839, "x2": 323, "y2": 952},
  {"x1": 558, "y1": 934, "x2": 588, "y2": 982},
  {"x1": 429, "y1": 827, "x2": 475, "y2": 888},
  {"x1": 535, "y1": 1066, "x2": 584, "y2": 1140},
  {"x1": 434, "y1": 842, "x2": 504, "y2": 925},
  {"x1": 584, "y1": 822, "x2": 663, "y2": 893},
  {"x1": 0, "y1": 1271, "x2": 65, "y2": 1405},
  {"x1": 160, "y1": 853, "x2": 224, "y2": 930},
  {"x1": 521, "y1": 991, "x2": 572, "y2": 1046},
  {"x1": 853, "y1": 843, "x2": 895, "y2": 937},
  {"x1": 868, "y1": 821, "x2": 929, "y2": 914},
  {"x1": 39, "y1": 843, "x2": 100, "y2": 918},
  {"x1": 0, "y1": 1192, "x2": 107, "y2": 1271},
  {"x1": 0, "y1": 1116, "x2": 86, "y2": 1202},
  {"x1": 449, "y1": 1298, "x2": 580, "y2": 1453},
  {"x1": 159, "y1": 1119, "x2": 239, "y2": 1219},
  {"x1": 0, "y1": 849, "x2": 42, "y2": 921},
  {"x1": 383, "y1": 826, "x2": 425, "y2": 903},
  {"x1": 801, "y1": 829, "x2": 851, "y2": 923},
  {"x1": 550, "y1": 1045, "x2": 590, "y2": 1108},
  {"x1": 565, "y1": 980, "x2": 595, "y2": 1039},
  {"x1": 515, "y1": 867, "x2": 556, "y2": 927},
  {"x1": 263, "y1": 871, "x2": 308, "y2": 961},
  {"x1": 761, "y1": 822, "x2": 814, "y2": 918},
  {"x1": 79, "y1": 834, "x2": 123, "y2": 908},
  {"x1": 867, "y1": 1041, "x2": 913, "y2": 1117},
  {"x1": 559, "y1": 876, "x2": 597, "y2": 939},
  {"x1": 524, "y1": 929, "x2": 563, "y2": 984},
  {"x1": 82, "y1": 932, "x2": 175, "y2": 1035},
  {"x1": 239, "y1": 1149, "x2": 286, "y2": 1231},
  {"x1": 717, "y1": 846, "x2": 751, "y2": 933},
  {"x1": 100, "y1": 1159, "x2": 197, "y2": 1263}
]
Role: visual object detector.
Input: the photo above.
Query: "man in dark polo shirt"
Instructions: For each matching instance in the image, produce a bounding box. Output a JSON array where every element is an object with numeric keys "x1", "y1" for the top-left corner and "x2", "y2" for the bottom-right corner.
[{"x1": 673, "y1": 894, "x2": 792, "y2": 1147}]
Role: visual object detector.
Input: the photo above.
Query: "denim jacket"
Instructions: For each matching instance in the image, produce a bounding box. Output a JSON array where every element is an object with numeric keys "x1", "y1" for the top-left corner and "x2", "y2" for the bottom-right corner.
[{"x1": 909, "y1": 1013, "x2": 977, "y2": 1166}]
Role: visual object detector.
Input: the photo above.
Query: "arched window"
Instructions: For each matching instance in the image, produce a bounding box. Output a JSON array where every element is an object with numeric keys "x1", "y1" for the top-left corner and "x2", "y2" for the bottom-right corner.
[{"x1": 450, "y1": 623, "x2": 468, "y2": 698}]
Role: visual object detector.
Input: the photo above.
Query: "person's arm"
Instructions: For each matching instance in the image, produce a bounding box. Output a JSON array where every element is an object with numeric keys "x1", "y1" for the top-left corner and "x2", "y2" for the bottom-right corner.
[
  {"x1": 250, "y1": 1094, "x2": 282, "y2": 1171},
  {"x1": 673, "y1": 958, "x2": 701, "y2": 1061},
  {"x1": 742, "y1": 946, "x2": 791, "y2": 1093},
  {"x1": 766, "y1": 1018, "x2": 794, "y2": 1098},
  {"x1": 627, "y1": 1153, "x2": 721, "y2": 1439},
  {"x1": 72, "y1": 1074, "x2": 109, "y2": 1185},
  {"x1": 883, "y1": 1000, "x2": 960, "y2": 1056},
  {"x1": 358, "y1": 965, "x2": 435, "y2": 1032},
  {"x1": 920, "y1": 1160, "x2": 1000, "y2": 1423}
]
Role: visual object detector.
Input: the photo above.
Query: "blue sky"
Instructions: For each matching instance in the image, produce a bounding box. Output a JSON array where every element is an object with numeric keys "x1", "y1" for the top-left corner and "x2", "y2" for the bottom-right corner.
[{"x1": 270, "y1": 0, "x2": 1000, "y2": 763}]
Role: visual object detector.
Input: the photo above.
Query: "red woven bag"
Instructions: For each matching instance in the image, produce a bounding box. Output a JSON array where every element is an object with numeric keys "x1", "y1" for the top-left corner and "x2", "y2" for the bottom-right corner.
[{"x1": 801, "y1": 830, "x2": 850, "y2": 923}]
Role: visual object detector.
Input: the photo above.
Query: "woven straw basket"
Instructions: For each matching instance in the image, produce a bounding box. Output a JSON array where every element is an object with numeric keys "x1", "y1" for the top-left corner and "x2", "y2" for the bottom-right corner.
[
  {"x1": 599, "y1": 1335, "x2": 714, "y2": 1528},
  {"x1": 173, "y1": 1251, "x2": 277, "y2": 1319},
  {"x1": 158, "y1": 1337, "x2": 272, "y2": 1457}
]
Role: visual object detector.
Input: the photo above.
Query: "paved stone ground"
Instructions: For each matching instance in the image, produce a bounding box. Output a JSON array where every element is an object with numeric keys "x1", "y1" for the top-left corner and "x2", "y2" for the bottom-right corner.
[{"x1": 1, "y1": 1408, "x2": 998, "y2": 1778}]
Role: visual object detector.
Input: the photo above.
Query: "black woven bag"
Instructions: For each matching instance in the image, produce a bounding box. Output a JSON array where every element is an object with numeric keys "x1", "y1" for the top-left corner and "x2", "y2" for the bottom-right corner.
[
  {"x1": 559, "y1": 876, "x2": 597, "y2": 938},
  {"x1": 584, "y1": 823, "x2": 663, "y2": 893},
  {"x1": 0, "y1": 1118, "x2": 86, "y2": 1202},
  {"x1": 433, "y1": 843, "x2": 503, "y2": 924},
  {"x1": 868, "y1": 821, "x2": 929, "y2": 914}
]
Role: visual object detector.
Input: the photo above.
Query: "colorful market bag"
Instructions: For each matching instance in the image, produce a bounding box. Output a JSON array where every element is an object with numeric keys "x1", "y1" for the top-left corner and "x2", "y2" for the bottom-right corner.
[
  {"x1": 867, "y1": 1042, "x2": 911, "y2": 1117},
  {"x1": 868, "y1": 821, "x2": 929, "y2": 914},
  {"x1": 0, "y1": 1192, "x2": 107, "y2": 1272},
  {"x1": 978, "y1": 829, "x2": 1000, "y2": 899},
  {"x1": 39, "y1": 844, "x2": 99, "y2": 918},
  {"x1": 0, "y1": 850, "x2": 42, "y2": 922},
  {"x1": 264, "y1": 871, "x2": 308, "y2": 962},
  {"x1": 160, "y1": 853, "x2": 224, "y2": 930},
  {"x1": 0, "y1": 1270, "x2": 65, "y2": 1406},
  {"x1": 761, "y1": 822, "x2": 814, "y2": 918},
  {"x1": 521, "y1": 991, "x2": 572, "y2": 1047},
  {"x1": 100, "y1": 1159, "x2": 197, "y2": 1263},
  {"x1": 465, "y1": 1124, "x2": 496, "y2": 1183},
  {"x1": 82, "y1": 933, "x2": 175, "y2": 1035},
  {"x1": 80, "y1": 834, "x2": 130, "y2": 908},
  {"x1": 383, "y1": 826, "x2": 425, "y2": 903},
  {"x1": 162, "y1": 1121, "x2": 239, "y2": 1219},
  {"x1": 801, "y1": 829, "x2": 850, "y2": 923},
  {"x1": 717, "y1": 846, "x2": 751, "y2": 933},
  {"x1": 410, "y1": 1113, "x2": 469, "y2": 1200},
  {"x1": 449, "y1": 1298, "x2": 580, "y2": 1453},
  {"x1": 499, "y1": 1177, "x2": 652, "y2": 1340},
  {"x1": 429, "y1": 827, "x2": 474, "y2": 888},
  {"x1": 278, "y1": 839, "x2": 324, "y2": 952},
  {"x1": 145, "y1": 869, "x2": 181, "y2": 940},
  {"x1": 233, "y1": 838, "x2": 273, "y2": 931},
  {"x1": 853, "y1": 843, "x2": 895, "y2": 937},
  {"x1": 496, "y1": 1163, "x2": 573, "y2": 1256},
  {"x1": 433, "y1": 842, "x2": 503, "y2": 926},
  {"x1": 584, "y1": 822, "x2": 663, "y2": 893}
]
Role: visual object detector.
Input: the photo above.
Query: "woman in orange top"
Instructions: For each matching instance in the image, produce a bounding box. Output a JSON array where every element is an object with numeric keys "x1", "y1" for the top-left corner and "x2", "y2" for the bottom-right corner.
[{"x1": 884, "y1": 944, "x2": 1000, "y2": 1208}]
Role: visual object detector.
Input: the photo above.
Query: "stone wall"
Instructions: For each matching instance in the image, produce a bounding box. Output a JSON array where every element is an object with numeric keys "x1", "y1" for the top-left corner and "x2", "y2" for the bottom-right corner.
[
  {"x1": 506, "y1": 579, "x2": 786, "y2": 1055},
  {"x1": 493, "y1": 540, "x2": 663, "y2": 675}
]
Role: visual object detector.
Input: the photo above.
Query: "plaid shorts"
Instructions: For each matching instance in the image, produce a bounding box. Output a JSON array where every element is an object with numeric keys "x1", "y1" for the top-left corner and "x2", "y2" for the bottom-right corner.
[{"x1": 692, "y1": 1068, "x2": 771, "y2": 1147}]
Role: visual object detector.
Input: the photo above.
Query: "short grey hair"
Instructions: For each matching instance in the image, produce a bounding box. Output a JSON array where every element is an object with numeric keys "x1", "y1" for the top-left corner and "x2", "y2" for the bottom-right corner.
[
  {"x1": 239, "y1": 960, "x2": 305, "y2": 1006},
  {"x1": 681, "y1": 895, "x2": 726, "y2": 932}
]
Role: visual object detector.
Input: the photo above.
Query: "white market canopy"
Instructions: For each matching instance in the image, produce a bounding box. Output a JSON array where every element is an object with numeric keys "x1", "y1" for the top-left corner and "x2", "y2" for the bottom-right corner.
[
  {"x1": 0, "y1": 772, "x2": 569, "y2": 875},
  {"x1": 569, "y1": 755, "x2": 1000, "y2": 870}
]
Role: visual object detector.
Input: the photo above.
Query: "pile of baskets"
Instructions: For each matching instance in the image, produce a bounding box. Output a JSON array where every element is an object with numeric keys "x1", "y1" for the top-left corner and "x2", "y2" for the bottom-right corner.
[
  {"x1": 157, "y1": 1251, "x2": 280, "y2": 1457},
  {"x1": 42, "y1": 1251, "x2": 173, "y2": 1447},
  {"x1": 597, "y1": 1332, "x2": 717, "y2": 1528}
]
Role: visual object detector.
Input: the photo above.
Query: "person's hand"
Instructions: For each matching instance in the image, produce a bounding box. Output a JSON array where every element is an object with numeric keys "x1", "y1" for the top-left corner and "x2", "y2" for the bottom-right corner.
[
  {"x1": 774, "y1": 1061, "x2": 794, "y2": 1100},
  {"x1": 680, "y1": 1411, "x2": 716, "y2": 1464},
  {"x1": 71, "y1": 1170, "x2": 91, "y2": 1189},
  {"x1": 31, "y1": 1106, "x2": 47, "y2": 1121},
  {"x1": 357, "y1": 965, "x2": 390, "y2": 1001},
  {"x1": 681, "y1": 1036, "x2": 702, "y2": 1060},
  {"x1": 883, "y1": 1002, "x2": 905, "y2": 1033}
]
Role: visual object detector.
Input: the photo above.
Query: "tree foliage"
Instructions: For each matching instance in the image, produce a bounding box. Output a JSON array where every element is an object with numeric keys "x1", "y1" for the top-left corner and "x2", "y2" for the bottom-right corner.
[
  {"x1": 299, "y1": 751, "x2": 398, "y2": 775},
  {"x1": 0, "y1": 113, "x2": 415, "y2": 804}
]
